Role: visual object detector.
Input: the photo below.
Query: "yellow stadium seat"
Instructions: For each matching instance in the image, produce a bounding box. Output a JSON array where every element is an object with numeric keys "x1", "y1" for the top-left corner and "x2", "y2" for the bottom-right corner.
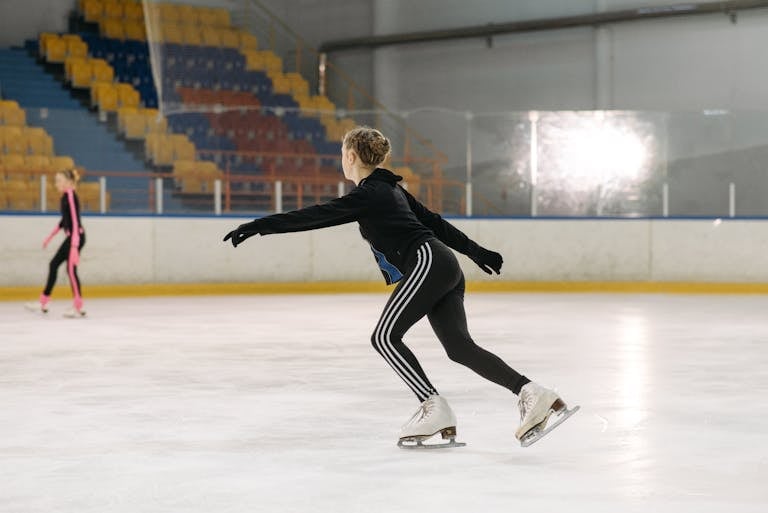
[
  {"x1": 90, "y1": 81, "x2": 110, "y2": 107},
  {"x1": 3, "y1": 131, "x2": 26, "y2": 154},
  {"x1": 103, "y1": 0, "x2": 124, "y2": 19},
  {"x1": 67, "y1": 38, "x2": 88, "y2": 59},
  {"x1": 51, "y1": 156, "x2": 75, "y2": 173},
  {"x1": 25, "y1": 128, "x2": 54, "y2": 156},
  {"x1": 1, "y1": 154, "x2": 26, "y2": 172},
  {"x1": 197, "y1": 8, "x2": 216, "y2": 27},
  {"x1": 160, "y1": 23, "x2": 183, "y2": 44},
  {"x1": 117, "y1": 106, "x2": 137, "y2": 129},
  {"x1": 69, "y1": 58, "x2": 92, "y2": 88},
  {"x1": 219, "y1": 29, "x2": 239, "y2": 49},
  {"x1": 91, "y1": 82, "x2": 118, "y2": 112},
  {"x1": 285, "y1": 73, "x2": 310, "y2": 97},
  {"x1": 0, "y1": 191, "x2": 6, "y2": 209},
  {"x1": 145, "y1": 110, "x2": 167, "y2": 134},
  {"x1": 270, "y1": 73, "x2": 291, "y2": 94},
  {"x1": 171, "y1": 134, "x2": 196, "y2": 161},
  {"x1": 24, "y1": 155, "x2": 52, "y2": 173},
  {"x1": 182, "y1": 25, "x2": 202, "y2": 46},
  {"x1": 0, "y1": 126, "x2": 20, "y2": 148},
  {"x1": 159, "y1": 3, "x2": 180, "y2": 23},
  {"x1": 1, "y1": 102, "x2": 27, "y2": 127},
  {"x1": 91, "y1": 59, "x2": 115, "y2": 83},
  {"x1": 46, "y1": 37, "x2": 67, "y2": 63},
  {"x1": 123, "y1": 1, "x2": 143, "y2": 21},
  {"x1": 39, "y1": 32, "x2": 59, "y2": 59},
  {"x1": 65, "y1": 56, "x2": 86, "y2": 81},
  {"x1": 124, "y1": 20, "x2": 146, "y2": 41},
  {"x1": 123, "y1": 112, "x2": 146, "y2": 139},
  {"x1": 238, "y1": 31, "x2": 258, "y2": 51},
  {"x1": 0, "y1": 99, "x2": 20, "y2": 111},
  {"x1": 210, "y1": 8, "x2": 231, "y2": 27},
  {"x1": 82, "y1": 0, "x2": 103, "y2": 22},
  {"x1": 101, "y1": 18, "x2": 125, "y2": 39},
  {"x1": 146, "y1": 133, "x2": 174, "y2": 165},
  {"x1": 201, "y1": 27, "x2": 220, "y2": 47},
  {"x1": 115, "y1": 83, "x2": 140, "y2": 109},
  {"x1": 7, "y1": 189, "x2": 38, "y2": 211},
  {"x1": 178, "y1": 5, "x2": 198, "y2": 25}
]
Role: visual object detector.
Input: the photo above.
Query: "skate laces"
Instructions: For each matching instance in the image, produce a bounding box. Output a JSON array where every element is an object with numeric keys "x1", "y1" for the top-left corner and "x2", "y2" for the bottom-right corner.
[
  {"x1": 405, "y1": 397, "x2": 438, "y2": 426},
  {"x1": 518, "y1": 386, "x2": 537, "y2": 422}
]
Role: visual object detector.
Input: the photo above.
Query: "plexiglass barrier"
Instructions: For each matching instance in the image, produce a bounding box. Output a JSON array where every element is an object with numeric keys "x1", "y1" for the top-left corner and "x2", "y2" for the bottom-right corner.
[{"x1": 2, "y1": 107, "x2": 768, "y2": 217}]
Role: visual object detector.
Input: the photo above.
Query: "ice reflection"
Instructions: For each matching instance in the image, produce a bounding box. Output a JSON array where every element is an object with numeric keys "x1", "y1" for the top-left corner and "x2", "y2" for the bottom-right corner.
[{"x1": 616, "y1": 312, "x2": 651, "y2": 497}]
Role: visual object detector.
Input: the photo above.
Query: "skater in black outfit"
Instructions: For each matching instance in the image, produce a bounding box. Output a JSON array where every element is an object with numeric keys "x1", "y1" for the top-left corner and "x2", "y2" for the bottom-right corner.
[
  {"x1": 25, "y1": 168, "x2": 86, "y2": 318},
  {"x1": 224, "y1": 127, "x2": 576, "y2": 448}
]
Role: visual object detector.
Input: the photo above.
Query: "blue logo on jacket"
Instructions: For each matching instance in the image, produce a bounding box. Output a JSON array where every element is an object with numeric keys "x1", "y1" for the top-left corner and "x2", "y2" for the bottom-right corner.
[{"x1": 369, "y1": 245, "x2": 403, "y2": 284}]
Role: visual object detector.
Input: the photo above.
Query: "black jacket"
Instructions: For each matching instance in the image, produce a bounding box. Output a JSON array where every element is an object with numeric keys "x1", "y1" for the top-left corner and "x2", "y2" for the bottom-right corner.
[
  {"x1": 58, "y1": 189, "x2": 83, "y2": 235},
  {"x1": 245, "y1": 168, "x2": 484, "y2": 284}
]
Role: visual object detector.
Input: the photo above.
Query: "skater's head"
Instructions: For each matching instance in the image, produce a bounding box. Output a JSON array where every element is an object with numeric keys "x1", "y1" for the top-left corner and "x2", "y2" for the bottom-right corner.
[
  {"x1": 342, "y1": 126, "x2": 391, "y2": 184},
  {"x1": 55, "y1": 168, "x2": 80, "y2": 193}
]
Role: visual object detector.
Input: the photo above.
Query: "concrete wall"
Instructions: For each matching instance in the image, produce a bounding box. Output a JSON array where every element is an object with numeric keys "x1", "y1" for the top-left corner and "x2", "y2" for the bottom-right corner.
[
  {"x1": 0, "y1": 0, "x2": 71, "y2": 47},
  {"x1": 2, "y1": 214, "x2": 767, "y2": 287}
]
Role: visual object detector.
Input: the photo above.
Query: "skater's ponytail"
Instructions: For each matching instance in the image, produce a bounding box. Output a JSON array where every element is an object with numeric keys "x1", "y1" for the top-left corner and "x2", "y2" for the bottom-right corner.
[
  {"x1": 343, "y1": 126, "x2": 391, "y2": 168},
  {"x1": 59, "y1": 168, "x2": 80, "y2": 186}
]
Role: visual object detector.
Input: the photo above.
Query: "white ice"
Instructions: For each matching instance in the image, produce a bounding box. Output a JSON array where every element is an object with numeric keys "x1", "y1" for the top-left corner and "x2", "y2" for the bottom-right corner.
[{"x1": 1, "y1": 293, "x2": 767, "y2": 513}]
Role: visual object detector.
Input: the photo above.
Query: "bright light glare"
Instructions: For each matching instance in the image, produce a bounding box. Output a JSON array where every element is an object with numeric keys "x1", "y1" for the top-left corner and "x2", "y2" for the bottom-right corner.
[
  {"x1": 544, "y1": 113, "x2": 650, "y2": 190},
  {"x1": 561, "y1": 122, "x2": 648, "y2": 187}
]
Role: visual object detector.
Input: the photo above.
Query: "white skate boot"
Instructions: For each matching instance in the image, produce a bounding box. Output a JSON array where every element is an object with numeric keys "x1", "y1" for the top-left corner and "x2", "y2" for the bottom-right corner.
[
  {"x1": 515, "y1": 382, "x2": 579, "y2": 447},
  {"x1": 397, "y1": 395, "x2": 466, "y2": 449},
  {"x1": 63, "y1": 308, "x2": 86, "y2": 319},
  {"x1": 24, "y1": 301, "x2": 48, "y2": 314}
]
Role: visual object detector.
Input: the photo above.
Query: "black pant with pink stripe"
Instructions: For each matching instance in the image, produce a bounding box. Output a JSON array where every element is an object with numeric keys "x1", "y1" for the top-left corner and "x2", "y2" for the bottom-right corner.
[
  {"x1": 44, "y1": 233, "x2": 86, "y2": 298},
  {"x1": 370, "y1": 238, "x2": 529, "y2": 403}
]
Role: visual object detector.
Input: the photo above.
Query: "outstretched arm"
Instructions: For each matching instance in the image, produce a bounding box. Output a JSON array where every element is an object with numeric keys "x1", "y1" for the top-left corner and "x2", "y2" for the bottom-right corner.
[
  {"x1": 42, "y1": 225, "x2": 60, "y2": 249},
  {"x1": 400, "y1": 186, "x2": 503, "y2": 274},
  {"x1": 224, "y1": 187, "x2": 370, "y2": 247}
]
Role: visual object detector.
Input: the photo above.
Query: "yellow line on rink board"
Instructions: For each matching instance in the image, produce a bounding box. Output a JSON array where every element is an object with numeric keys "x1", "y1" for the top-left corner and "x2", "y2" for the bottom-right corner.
[{"x1": 4, "y1": 281, "x2": 768, "y2": 300}]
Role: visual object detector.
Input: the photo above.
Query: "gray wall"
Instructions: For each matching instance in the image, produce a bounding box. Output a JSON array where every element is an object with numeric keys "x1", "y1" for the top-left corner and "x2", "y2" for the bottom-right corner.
[{"x1": 0, "y1": 0, "x2": 72, "y2": 47}]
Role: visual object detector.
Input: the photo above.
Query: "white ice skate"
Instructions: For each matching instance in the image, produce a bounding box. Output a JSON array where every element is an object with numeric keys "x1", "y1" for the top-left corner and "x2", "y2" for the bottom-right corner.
[
  {"x1": 515, "y1": 382, "x2": 579, "y2": 448},
  {"x1": 397, "y1": 395, "x2": 466, "y2": 449},
  {"x1": 63, "y1": 308, "x2": 86, "y2": 319},
  {"x1": 24, "y1": 302, "x2": 48, "y2": 314}
]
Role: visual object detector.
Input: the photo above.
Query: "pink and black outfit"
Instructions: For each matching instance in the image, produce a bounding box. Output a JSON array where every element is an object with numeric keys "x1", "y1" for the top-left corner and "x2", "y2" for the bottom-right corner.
[{"x1": 40, "y1": 188, "x2": 85, "y2": 312}]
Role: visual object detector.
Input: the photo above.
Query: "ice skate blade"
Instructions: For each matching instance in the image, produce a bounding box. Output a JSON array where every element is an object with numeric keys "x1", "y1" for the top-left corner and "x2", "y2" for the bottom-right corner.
[
  {"x1": 398, "y1": 427, "x2": 466, "y2": 450},
  {"x1": 519, "y1": 405, "x2": 580, "y2": 448},
  {"x1": 397, "y1": 438, "x2": 466, "y2": 450}
]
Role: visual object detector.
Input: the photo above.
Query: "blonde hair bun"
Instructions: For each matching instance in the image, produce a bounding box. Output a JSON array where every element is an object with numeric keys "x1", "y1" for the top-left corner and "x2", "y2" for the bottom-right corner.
[{"x1": 342, "y1": 126, "x2": 391, "y2": 167}]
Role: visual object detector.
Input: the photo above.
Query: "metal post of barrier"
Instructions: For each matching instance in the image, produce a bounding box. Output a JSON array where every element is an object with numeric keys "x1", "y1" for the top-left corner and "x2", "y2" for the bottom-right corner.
[
  {"x1": 465, "y1": 182, "x2": 472, "y2": 217},
  {"x1": 662, "y1": 182, "x2": 669, "y2": 217},
  {"x1": 99, "y1": 177, "x2": 107, "y2": 214},
  {"x1": 529, "y1": 111, "x2": 539, "y2": 217},
  {"x1": 214, "y1": 179, "x2": 222, "y2": 215},
  {"x1": 275, "y1": 180, "x2": 283, "y2": 213},
  {"x1": 155, "y1": 177, "x2": 163, "y2": 214},
  {"x1": 729, "y1": 182, "x2": 735, "y2": 218},
  {"x1": 465, "y1": 111, "x2": 473, "y2": 217},
  {"x1": 40, "y1": 175, "x2": 47, "y2": 213}
]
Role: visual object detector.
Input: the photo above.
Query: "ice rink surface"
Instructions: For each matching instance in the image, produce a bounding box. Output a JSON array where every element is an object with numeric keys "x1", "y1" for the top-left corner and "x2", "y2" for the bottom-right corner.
[{"x1": 1, "y1": 292, "x2": 767, "y2": 513}]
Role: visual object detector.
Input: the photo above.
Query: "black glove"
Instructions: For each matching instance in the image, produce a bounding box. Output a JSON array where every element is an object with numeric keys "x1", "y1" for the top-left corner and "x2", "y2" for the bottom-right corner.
[
  {"x1": 223, "y1": 221, "x2": 261, "y2": 248},
  {"x1": 470, "y1": 247, "x2": 503, "y2": 275}
]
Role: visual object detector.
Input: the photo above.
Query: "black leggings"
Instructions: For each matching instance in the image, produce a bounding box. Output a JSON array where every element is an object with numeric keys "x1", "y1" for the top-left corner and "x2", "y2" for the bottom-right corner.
[
  {"x1": 370, "y1": 238, "x2": 529, "y2": 403},
  {"x1": 44, "y1": 233, "x2": 86, "y2": 299}
]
